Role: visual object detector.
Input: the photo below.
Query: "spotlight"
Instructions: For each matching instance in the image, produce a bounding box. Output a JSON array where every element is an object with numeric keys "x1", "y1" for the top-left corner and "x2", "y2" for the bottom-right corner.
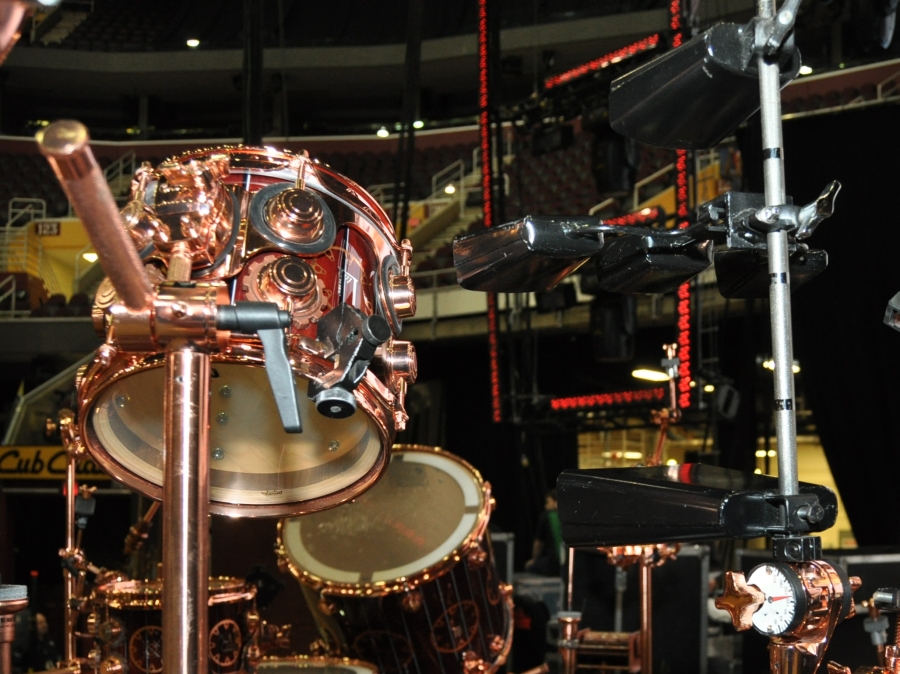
[
  {"x1": 631, "y1": 368, "x2": 669, "y2": 382},
  {"x1": 703, "y1": 384, "x2": 715, "y2": 393},
  {"x1": 444, "y1": 184, "x2": 456, "y2": 195},
  {"x1": 413, "y1": 120, "x2": 424, "y2": 129},
  {"x1": 82, "y1": 252, "x2": 98, "y2": 263},
  {"x1": 186, "y1": 39, "x2": 200, "y2": 48},
  {"x1": 376, "y1": 127, "x2": 389, "y2": 138},
  {"x1": 799, "y1": 65, "x2": 813, "y2": 76}
]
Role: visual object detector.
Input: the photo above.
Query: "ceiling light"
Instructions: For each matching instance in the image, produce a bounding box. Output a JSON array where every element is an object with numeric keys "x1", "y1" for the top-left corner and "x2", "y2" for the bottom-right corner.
[
  {"x1": 82, "y1": 252, "x2": 98, "y2": 263},
  {"x1": 666, "y1": 459, "x2": 677, "y2": 466},
  {"x1": 376, "y1": 127, "x2": 389, "y2": 138},
  {"x1": 755, "y1": 449, "x2": 766, "y2": 458},
  {"x1": 767, "y1": 449, "x2": 776, "y2": 457},
  {"x1": 186, "y1": 39, "x2": 200, "y2": 48},
  {"x1": 632, "y1": 368, "x2": 670, "y2": 382},
  {"x1": 799, "y1": 65, "x2": 813, "y2": 76},
  {"x1": 413, "y1": 120, "x2": 424, "y2": 129},
  {"x1": 444, "y1": 183, "x2": 456, "y2": 194},
  {"x1": 703, "y1": 384, "x2": 715, "y2": 393}
]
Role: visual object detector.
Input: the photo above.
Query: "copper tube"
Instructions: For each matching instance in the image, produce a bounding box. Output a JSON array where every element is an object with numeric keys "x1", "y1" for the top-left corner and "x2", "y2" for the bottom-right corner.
[
  {"x1": 0, "y1": 1, "x2": 26, "y2": 67},
  {"x1": 558, "y1": 612, "x2": 581, "y2": 674},
  {"x1": 567, "y1": 547, "x2": 575, "y2": 612},
  {"x1": 0, "y1": 587, "x2": 28, "y2": 674},
  {"x1": 162, "y1": 342, "x2": 210, "y2": 674},
  {"x1": 63, "y1": 455, "x2": 77, "y2": 664},
  {"x1": 36, "y1": 120, "x2": 153, "y2": 312},
  {"x1": 123, "y1": 501, "x2": 161, "y2": 556},
  {"x1": 640, "y1": 560, "x2": 652, "y2": 674}
]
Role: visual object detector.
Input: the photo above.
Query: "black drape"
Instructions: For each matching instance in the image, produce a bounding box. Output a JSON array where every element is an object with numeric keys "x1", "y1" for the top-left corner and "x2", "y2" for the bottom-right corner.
[{"x1": 743, "y1": 104, "x2": 900, "y2": 545}]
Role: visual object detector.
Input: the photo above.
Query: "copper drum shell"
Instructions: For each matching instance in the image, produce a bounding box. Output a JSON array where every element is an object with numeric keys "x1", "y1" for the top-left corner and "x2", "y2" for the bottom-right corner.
[
  {"x1": 83, "y1": 146, "x2": 415, "y2": 517},
  {"x1": 91, "y1": 577, "x2": 256, "y2": 674},
  {"x1": 277, "y1": 445, "x2": 513, "y2": 674}
]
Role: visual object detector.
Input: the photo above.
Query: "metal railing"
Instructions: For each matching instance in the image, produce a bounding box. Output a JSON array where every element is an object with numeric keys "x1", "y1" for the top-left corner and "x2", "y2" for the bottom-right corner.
[
  {"x1": 7, "y1": 198, "x2": 46, "y2": 227},
  {"x1": 1, "y1": 217, "x2": 66, "y2": 299},
  {"x1": 0, "y1": 274, "x2": 24, "y2": 317},
  {"x1": 105, "y1": 150, "x2": 136, "y2": 200}
]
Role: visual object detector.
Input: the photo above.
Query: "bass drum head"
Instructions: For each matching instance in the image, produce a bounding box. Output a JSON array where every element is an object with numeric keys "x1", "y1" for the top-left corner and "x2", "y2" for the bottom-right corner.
[
  {"x1": 281, "y1": 446, "x2": 485, "y2": 590},
  {"x1": 257, "y1": 657, "x2": 377, "y2": 674},
  {"x1": 87, "y1": 362, "x2": 386, "y2": 517}
]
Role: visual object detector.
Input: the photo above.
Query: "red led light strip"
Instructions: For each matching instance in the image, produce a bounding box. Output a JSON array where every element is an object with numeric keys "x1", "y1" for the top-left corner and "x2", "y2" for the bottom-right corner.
[
  {"x1": 478, "y1": 0, "x2": 502, "y2": 423},
  {"x1": 674, "y1": 156, "x2": 692, "y2": 409},
  {"x1": 605, "y1": 207, "x2": 662, "y2": 227},
  {"x1": 670, "y1": 0, "x2": 683, "y2": 47},
  {"x1": 550, "y1": 388, "x2": 667, "y2": 411},
  {"x1": 544, "y1": 35, "x2": 660, "y2": 90}
]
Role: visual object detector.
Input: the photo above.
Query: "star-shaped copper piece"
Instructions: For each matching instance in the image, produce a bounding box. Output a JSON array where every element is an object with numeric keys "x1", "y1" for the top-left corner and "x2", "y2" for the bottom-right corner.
[{"x1": 715, "y1": 571, "x2": 765, "y2": 631}]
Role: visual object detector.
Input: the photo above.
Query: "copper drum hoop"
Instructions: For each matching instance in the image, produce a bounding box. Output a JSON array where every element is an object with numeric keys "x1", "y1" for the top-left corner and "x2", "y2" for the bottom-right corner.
[
  {"x1": 79, "y1": 351, "x2": 392, "y2": 518},
  {"x1": 257, "y1": 655, "x2": 379, "y2": 674},
  {"x1": 277, "y1": 445, "x2": 513, "y2": 674},
  {"x1": 81, "y1": 146, "x2": 414, "y2": 518},
  {"x1": 92, "y1": 577, "x2": 256, "y2": 674}
]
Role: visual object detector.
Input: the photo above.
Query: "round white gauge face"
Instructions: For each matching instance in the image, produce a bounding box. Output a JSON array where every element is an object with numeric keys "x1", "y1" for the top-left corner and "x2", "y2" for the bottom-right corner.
[{"x1": 746, "y1": 563, "x2": 805, "y2": 636}]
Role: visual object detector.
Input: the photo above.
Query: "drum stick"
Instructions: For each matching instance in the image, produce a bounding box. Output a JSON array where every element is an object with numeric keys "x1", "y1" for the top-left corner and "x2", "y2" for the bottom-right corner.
[{"x1": 37, "y1": 120, "x2": 154, "y2": 312}]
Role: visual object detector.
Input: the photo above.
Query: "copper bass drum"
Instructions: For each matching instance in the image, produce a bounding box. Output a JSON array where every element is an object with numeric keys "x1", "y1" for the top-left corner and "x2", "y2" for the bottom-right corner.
[
  {"x1": 277, "y1": 445, "x2": 513, "y2": 674},
  {"x1": 90, "y1": 577, "x2": 257, "y2": 674},
  {"x1": 78, "y1": 147, "x2": 417, "y2": 517}
]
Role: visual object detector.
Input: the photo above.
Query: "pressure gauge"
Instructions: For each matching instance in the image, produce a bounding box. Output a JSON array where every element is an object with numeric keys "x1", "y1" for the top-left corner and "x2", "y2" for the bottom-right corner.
[{"x1": 746, "y1": 562, "x2": 807, "y2": 636}]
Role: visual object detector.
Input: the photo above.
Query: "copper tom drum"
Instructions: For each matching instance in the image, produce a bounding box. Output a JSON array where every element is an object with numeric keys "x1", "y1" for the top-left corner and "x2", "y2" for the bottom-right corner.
[
  {"x1": 90, "y1": 577, "x2": 257, "y2": 674},
  {"x1": 78, "y1": 147, "x2": 417, "y2": 517},
  {"x1": 278, "y1": 445, "x2": 513, "y2": 674}
]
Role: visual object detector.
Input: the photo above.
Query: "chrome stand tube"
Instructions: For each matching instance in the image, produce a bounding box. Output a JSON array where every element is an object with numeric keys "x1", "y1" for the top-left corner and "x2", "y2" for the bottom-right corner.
[
  {"x1": 64, "y1": 456, "x2": 77, "y2": 664},
  {"x1": 162, "y1": 342, "x2": 210, "y2": 674},
  {"x1": 758, "y1": 0, "x2": 799, "y2": 496}
]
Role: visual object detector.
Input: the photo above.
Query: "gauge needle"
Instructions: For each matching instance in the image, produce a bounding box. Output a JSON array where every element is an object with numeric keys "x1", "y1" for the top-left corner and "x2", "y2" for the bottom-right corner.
[{"x1": 769, "y1": 595, "x2": 792, "y2": 601}]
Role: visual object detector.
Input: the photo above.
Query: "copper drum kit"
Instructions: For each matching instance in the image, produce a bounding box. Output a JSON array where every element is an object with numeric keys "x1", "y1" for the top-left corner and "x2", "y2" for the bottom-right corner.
[
  {"x1": 32, "y1": 118, "x2": 463, "y2": 674},
  {"x1": 78, "y1": 145, "x2": 418, "y2": 517},
  {"x1": 88, "y1": 578, "x2": 258, "y2": 674},
  {"x1": 277, "y1": 445, "x2": 513, "y2": 674}
]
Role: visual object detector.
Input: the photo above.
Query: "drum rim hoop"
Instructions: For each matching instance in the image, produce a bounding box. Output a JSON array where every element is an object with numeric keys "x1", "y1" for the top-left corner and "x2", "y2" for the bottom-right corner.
[
  {"x1": 77, "y1": 351, "x2": 394, "y2": 518},
  {"x1": 258, "y1": 655, "x2": 379, "y2": 674}
]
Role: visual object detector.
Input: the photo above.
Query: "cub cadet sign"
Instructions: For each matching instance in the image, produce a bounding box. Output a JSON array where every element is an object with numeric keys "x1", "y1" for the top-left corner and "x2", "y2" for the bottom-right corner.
[{"x1": 0, "y1": 446, "x2": 108, "y2": 480}]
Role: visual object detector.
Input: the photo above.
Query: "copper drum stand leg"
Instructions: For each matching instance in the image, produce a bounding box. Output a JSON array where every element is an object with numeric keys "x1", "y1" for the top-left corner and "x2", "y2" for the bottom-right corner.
[
  {"x1": 640, "y1": 561, "x2": 652, "y2": 674},
  {"x1": 162, "y1": 342, "x2": 210, "y2": 674},
  {"x1": 64, "y1": 455, "x2": 77, "y2": 664},
  {"x1": 0, "y1": 586, "x2": 28, "y2": 674}
]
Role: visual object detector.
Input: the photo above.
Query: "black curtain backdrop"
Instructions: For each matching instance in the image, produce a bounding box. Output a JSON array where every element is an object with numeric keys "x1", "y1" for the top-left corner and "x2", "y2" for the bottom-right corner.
[{"x1": 742, "y1": 104, "x2": 900, "y2": 545}]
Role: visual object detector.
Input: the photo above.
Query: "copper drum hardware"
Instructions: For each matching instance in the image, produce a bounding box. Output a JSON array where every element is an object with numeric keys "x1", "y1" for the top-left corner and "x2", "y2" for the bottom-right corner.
[
  {"x1": 78, "y1": 147, "x2": 417, "y2": 517},
  {"x1": 277, "y1": 445, "x2": 513, "y2": 674},
  {"x1": 91, "y1": 577, "x2": 257, "y2": 674},
  {"x1": 257, "y1": 655, "x2": 379, "y2": 674}
]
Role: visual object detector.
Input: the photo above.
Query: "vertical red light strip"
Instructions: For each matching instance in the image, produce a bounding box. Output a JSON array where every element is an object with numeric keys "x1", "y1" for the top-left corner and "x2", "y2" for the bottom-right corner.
[
  {"x1": 479, "y1": 0, "x2": 502, "y2": 422},
  {"x1": 671, "y1": 0, "x2": 692, "y2": 409}
]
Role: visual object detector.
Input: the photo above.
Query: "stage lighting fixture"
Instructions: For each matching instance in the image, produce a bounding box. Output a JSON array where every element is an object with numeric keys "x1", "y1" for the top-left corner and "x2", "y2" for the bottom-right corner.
[{"x1": 376, "y1": 127, "x2": 390, "y2": 138}]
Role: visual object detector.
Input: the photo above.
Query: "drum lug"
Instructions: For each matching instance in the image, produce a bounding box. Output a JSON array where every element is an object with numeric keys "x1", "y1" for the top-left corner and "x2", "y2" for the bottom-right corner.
[
  {"x1": 98, "y1": 655, "x2": 124, "y2": 674},
  {"x1": 317, "y1": 596, "x2": 337, "y2": 616},
  {"x1": 462, "y1": 650, "x2": 487, "y2": 673},
  {"x1": 467, "y1": 548, "x2": 488, "y2": 570},
  {"x1": 401, "y1": 589, "x2": 423, "y2": 613}
]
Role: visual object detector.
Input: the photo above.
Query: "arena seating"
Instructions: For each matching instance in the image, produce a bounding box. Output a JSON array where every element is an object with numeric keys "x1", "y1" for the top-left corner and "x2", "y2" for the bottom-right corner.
[{"x1": 36, "y1": 0, "x2": 666, "y2": 52}]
